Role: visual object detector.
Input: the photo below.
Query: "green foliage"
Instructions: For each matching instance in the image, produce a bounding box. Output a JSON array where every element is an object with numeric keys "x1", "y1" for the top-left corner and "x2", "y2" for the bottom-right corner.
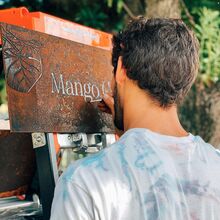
[
  {"x1": 107, "y1": 0, "x2": 124, "y2": 13},
  {"x1": 75, "y1": 4, "x2": 108, "y2": 30},
  {"x1": 74, "y1": 1, "x2": 124, "y2": 31},
  {"x1": 183, "y1": 0, "x2": 220, "y2": 13},
  {"x1": 194, "y1": 8, "x2": 220, "y2": 85}
]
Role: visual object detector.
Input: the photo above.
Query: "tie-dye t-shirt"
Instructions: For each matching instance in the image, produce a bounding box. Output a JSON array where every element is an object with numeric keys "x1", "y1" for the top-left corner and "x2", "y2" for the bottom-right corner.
[{"x1": 50, "y1": 128, "x2": 220, "y2": 220}]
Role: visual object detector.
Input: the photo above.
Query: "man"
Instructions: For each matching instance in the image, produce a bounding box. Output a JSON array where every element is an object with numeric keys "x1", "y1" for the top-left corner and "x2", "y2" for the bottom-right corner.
[{"x1": 51, "y1": 18, "x2": 220, "y2": 219}]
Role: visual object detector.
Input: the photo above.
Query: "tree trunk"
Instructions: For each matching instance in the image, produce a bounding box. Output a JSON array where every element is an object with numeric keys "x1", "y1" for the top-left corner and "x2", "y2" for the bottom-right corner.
[
  {"x1": 123, "y1": 0, "x2": 145, "y2": 24},
  {"x1": 210, "y1": 98, "x2": 220, "y2": 148},
  {"x1": 145, "y1": 0, "x2": 181, "y2": 18},
  {"x1": 125, "y1": 0, "x2": 145, "y2": 16}
]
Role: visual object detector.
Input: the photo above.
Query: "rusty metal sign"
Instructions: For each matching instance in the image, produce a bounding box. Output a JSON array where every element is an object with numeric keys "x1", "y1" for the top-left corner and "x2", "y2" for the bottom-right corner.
[{"x1": 0, "y1": 23, "x2": 114, "y2": 133}]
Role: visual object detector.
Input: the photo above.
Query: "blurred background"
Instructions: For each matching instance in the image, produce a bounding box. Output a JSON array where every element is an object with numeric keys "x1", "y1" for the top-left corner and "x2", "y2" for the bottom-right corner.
[{"x1": 0, "y1": 0, "x2": 220, "y2": 147}]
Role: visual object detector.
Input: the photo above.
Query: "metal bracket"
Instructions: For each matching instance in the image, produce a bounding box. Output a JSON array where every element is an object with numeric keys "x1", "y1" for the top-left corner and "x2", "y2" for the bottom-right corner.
[{"x1": 32, "y1": 133, "x2": 46, "y2": 148}]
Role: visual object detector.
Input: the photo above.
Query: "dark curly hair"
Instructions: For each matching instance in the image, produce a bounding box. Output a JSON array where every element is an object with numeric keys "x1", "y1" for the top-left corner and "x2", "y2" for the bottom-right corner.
[{"x1": 112, "y1": 17, "x2": 199, "y2": 107}]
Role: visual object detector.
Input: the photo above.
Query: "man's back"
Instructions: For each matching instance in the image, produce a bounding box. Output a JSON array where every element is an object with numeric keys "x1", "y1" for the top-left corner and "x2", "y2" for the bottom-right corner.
[{"x1": 51, "y1": 128, "x2": 220, "y2": 220}]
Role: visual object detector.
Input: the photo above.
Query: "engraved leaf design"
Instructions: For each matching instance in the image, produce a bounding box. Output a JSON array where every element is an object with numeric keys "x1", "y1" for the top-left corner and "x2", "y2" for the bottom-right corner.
[{"x1": 2, "y1": 25, "x2": 43, "y2": 93}]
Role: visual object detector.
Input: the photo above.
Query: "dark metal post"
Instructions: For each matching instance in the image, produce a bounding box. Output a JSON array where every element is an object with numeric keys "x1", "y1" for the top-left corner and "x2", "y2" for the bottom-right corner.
[{"x1": 32, "y1": 133, "x2": 58, "y2": 220}]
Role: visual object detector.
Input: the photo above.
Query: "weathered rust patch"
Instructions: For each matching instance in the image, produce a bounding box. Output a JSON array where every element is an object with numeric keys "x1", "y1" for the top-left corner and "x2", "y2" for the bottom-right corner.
[
  {"x1": 1, "y1": 23, "x2": 114, "y2": 133},
  {"x1": 0, "y1": 185, "x2": 28, "y2": 198},
  {"x1": 0, "y1": 130, "x2": 36, "y2": 198}
]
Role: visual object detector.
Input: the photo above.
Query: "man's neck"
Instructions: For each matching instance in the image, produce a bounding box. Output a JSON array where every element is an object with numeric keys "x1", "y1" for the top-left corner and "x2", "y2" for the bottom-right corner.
[{"x1": 123, "y1": 95, "x2": 188, "y2": 137}]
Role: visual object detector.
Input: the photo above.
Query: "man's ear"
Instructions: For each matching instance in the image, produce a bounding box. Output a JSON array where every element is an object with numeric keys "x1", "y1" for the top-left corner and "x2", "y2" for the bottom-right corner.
[{"x1": 115, "y1": 56, "x2": 126, "y2": 85}]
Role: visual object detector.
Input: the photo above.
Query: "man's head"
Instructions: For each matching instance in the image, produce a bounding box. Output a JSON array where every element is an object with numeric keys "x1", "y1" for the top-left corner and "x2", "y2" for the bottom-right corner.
[{"x1": 111, "y1": 17, "x2": 199, "y2": 131}]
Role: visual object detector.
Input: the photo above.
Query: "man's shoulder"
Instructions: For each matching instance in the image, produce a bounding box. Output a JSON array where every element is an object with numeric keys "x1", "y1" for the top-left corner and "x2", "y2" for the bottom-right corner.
[
  {"x1": 194, "y1": 135, "x2": 220, "y2": 163},
  {"x1": 195, "y1": 135, "x2": 218, "y2": 150}
]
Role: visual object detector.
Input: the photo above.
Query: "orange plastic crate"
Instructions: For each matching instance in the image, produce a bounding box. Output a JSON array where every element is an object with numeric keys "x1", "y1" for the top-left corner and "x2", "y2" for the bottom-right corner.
[{"x1": 0, "y1": 7, "x2": 112, "y2": 50}]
